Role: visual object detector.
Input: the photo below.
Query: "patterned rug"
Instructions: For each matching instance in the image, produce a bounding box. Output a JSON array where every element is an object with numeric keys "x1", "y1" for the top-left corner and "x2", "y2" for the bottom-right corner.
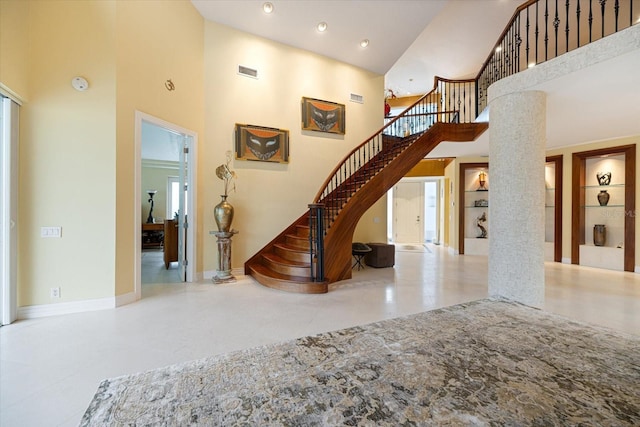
[{"x1": 80, "y1": 299, "x2": 640, "y2": 426}]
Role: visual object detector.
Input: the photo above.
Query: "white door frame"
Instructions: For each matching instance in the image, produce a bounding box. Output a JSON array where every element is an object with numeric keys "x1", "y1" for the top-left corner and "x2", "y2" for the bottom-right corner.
[
  {"x1": 1, "y1": 97, "x2": 19, "y2": 325},
  {"x1": 134, "y1": 111, "x2": 197, "y2": 300}
]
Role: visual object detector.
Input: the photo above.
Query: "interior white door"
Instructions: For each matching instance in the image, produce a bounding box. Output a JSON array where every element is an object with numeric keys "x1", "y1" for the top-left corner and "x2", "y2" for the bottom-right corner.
[
  {"x1": 177, "y1": 134, "x2": 190, "y2": 281},
  {"x1": 1, "y1": 97, "x2": 19, "y2": 325},
  {"x1": 393, "y1": 181, "x2": 424, "y2": 244}
]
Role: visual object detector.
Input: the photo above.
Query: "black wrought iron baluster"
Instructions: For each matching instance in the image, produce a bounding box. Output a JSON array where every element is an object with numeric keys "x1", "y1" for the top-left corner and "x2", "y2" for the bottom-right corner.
[
  {"x1": 535, "y1": 2, "x2": 540, "y2": 65},
  {"x1": 474, "y1": 77, "x2": 479, "y2": 119},
  {"x1": 526, "y1": 6, "x2": 531, "y2": 66},
  {"x1": 600, "y1": 0, "x2": 607, "y2": 37},
  {"x1": 513, "y1": 14, "x2": 522, "y2": 74},
  {"x1": 308, "y1": 203, "x2": 325, "y2": 282},
  {"x1": 564, "y1": 0, "x2": 569, "y2": 52},
  {"x1": 576, "y1": 0, "x2": 582, "y2": 47},
  {"x1": 589, "y1": 0, "x2": 593, "y2": 42},
  {"x1": 554, "y1": 0, "x2": 560, "y2": 56},
  {"x1": 545, "y1": 0, "x2": 550, "y2": 61},
  {"x1": 462, "y1": 83, "x2": 467, "y2": 122},
  {"x1": 507, "y1": 23, "x2": 515, "y2": 75}
]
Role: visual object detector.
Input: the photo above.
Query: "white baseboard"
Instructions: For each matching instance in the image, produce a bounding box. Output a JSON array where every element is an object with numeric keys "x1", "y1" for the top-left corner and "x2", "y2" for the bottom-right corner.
[
  {"x1": 17, "y1": 297, "x2": 115, "y2": 320},
  {"x1": 635, "y1": 266, "x2": 640, "y2": 274},
  {"x1": 562, "y1": 257, "x2": 571, "y2": 264},
  {"x1": 115, "y1": 291, "x2": 138, "y2": 307}
]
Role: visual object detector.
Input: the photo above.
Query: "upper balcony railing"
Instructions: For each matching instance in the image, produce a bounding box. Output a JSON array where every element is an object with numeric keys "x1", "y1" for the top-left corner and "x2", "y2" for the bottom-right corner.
[
  {"x1": 476, "y1": 0, "x2": 639, "y2": 112},
  {"x1": 311, "y1": 0, "x2": 638, "y2": 242}
]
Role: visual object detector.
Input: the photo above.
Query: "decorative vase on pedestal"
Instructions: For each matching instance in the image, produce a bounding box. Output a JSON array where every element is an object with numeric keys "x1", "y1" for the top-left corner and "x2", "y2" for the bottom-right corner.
[
  {"x1": 597, "y1": 190, "x2": 610, "y2": 206},
  {"x1": 214, "y1": 195, "x2": 234, "y2": 232},
  {"x1": 593, "y1": 224, "x2": 606, "y2": 247}
]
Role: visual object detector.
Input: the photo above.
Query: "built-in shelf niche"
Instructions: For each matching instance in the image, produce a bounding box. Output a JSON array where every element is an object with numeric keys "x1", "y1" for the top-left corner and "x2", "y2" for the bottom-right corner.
[
  {"x1": 545, "y1": 155, "x2": 563, "y2": 262},
  {"x1": 571, "y1": 145, "x2": 635, "y2": 272},
  {"x1": 459, "y1": 163, "x2": 489, "y2": 255}
]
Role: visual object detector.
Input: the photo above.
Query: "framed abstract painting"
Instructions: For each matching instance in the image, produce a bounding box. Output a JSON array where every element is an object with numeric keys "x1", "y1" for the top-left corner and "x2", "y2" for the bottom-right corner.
[
  {"x1": 235, "y1": 124, "x2": 290, "y2": 163},
  {"x1": 301, "y1": 97, "x2": 345, "y2": 134}
]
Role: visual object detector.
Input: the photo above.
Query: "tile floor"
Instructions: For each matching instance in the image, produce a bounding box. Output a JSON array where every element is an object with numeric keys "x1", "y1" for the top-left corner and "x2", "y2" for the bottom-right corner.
[{"x1": 1, "y1": 245, "x2": 639, "y2": 426}]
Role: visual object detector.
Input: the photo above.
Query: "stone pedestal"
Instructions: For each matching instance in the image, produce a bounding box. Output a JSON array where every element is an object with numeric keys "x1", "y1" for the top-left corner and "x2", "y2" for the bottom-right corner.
[{"x1": 210, "y1": 229, "x2": 238, "y2": 284}]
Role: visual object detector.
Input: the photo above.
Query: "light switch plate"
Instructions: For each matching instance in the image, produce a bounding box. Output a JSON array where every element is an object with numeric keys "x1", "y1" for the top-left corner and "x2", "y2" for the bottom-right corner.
[{"x1": 41, "y1": 227, "x2": 62, "y2": 238}]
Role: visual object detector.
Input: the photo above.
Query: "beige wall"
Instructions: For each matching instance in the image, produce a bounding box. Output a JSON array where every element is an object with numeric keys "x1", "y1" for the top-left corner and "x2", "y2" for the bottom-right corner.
[
  {"x1": 202, "y1": 22, "x2": 385, "y2": 272},
  {"x1": 15, "y1": 0, "x2": 117, "y2": 305},
  {"x1": 0, "y1": 0, "x2": 30, "y2": 99},
  {"x1": 2, "y1": 0, "x2": 386, "y2": 308},
  {"x1": 115, "y1": 0, "x2": 205, "y2": 296},
  {"x1": 2, "y1": 0, "x2": 204, "y2": 306}
]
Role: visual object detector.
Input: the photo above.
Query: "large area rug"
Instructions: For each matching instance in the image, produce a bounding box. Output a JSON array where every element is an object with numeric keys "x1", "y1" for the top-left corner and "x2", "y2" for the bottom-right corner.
[{"x1": 81, "y1": 299, "x2": 640, "y2": 426}]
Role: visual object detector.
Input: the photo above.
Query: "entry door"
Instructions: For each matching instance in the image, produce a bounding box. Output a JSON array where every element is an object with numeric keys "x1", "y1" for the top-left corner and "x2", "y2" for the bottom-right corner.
[{"x1": 393, "y1": 181, "x2": 424, "y2": 244}]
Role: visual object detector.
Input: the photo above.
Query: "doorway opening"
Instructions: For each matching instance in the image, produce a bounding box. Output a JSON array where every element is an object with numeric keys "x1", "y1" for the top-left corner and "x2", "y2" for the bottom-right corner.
[
  {"x1": 135, "y1": 112, "x2": 197, "y2": 299},
  {"x1": 388, "y1": 177, "x2": 443, "y2": 248}
]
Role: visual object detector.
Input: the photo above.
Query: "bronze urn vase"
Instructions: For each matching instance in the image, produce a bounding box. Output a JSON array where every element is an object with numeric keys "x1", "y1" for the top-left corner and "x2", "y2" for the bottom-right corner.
[
  {"x1": 214, "y1": 195, "x2": 234, "y2": 232},
  {"x1": 593, "y1": 224, "x2": 606, "y2": 247}
]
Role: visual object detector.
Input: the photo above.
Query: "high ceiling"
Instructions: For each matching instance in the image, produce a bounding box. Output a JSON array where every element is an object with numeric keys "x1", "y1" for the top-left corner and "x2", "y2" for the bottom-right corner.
[
  {"x1": 189, "y1": 0, "x2": 640, "y2": 159},
  {"x1": 191, "y1": 0, "x2": 522, "y2": 96}
]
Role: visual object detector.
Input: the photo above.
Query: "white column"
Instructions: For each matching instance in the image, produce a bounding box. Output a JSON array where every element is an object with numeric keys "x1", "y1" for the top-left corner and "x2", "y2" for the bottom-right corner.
[{"x1": 488, "y1": 91, "x2": 546, "y2": 307}]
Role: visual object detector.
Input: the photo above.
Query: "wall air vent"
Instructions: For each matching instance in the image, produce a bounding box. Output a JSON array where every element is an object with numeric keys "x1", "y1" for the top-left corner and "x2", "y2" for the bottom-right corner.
[
  {"x1": 238, "y1": 65, "x2": 258, "y2": 79},
  {"x1": 350, "y1": 93, "x2": 364, "y2": 103}
]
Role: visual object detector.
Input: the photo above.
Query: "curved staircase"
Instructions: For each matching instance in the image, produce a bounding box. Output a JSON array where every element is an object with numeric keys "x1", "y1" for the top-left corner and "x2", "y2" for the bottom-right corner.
[
  {"x1": 244, "y1": 0, "x2": 636, "y2": 293},
  {"x1": 245, "y1": 77, "x2": 488, "y2": 293}
]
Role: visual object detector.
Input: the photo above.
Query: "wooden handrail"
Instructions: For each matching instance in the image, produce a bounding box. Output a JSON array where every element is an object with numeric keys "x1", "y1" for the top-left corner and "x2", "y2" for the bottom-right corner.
[
  {"x1": 312, "y1": 76, "x2": 468, "y2": 204},
  {"x1": 474, "y1": 0, "x2": 538, "y2": 81}
]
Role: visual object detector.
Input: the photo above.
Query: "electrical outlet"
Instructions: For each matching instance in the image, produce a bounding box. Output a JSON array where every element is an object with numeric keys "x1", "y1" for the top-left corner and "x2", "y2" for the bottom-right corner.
[{"x1": 50, "y1": 287, "x2": 61, "y2": 298}]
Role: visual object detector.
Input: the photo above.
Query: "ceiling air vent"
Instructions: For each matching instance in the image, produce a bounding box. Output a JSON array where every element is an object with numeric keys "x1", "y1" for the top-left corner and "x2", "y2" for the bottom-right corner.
[
  {"x1": 238, "y1": 65, "x2": 258, "y2": 79},
  {"x1": 350, "y1": 93, "x2": 364, "y2": 104}
]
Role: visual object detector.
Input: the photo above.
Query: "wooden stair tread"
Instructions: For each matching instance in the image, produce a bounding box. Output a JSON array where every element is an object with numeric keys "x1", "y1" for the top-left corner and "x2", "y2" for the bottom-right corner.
[
  {"x1": 247, "y1": 263, "x2": 328, "y2": 294},
  {"x1": 274, "y1": 242, "x2": 309, "y2": 254},
  {"x1": 262, "y1": 252, "x2": 309, "y2": 268}
]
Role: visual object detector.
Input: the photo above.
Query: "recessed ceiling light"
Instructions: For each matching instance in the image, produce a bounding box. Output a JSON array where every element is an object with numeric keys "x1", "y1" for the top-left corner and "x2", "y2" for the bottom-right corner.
[
  {"x1": 495, "y1": 46, "x2": 502, "y2": 53},
  {"x1": 317, "y1": 22, "x2": 328, "y2": 32},
  {"x1": 263, "y1": 2, "x2": 274, "y2": 14},
  {"x1": 359, "y1": 39, "x2": 369, "y2": 48},
  {"x1": 528, "y1": 62, "x2": 536, "y2": 68}
]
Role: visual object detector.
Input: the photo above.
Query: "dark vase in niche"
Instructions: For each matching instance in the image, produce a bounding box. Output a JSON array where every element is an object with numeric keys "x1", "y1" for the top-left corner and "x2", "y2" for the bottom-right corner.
[
  {"x1": 596, "y1": 171, "x2": 612, "y2": 186},
  {"x1": 593, "y1": 224, "x2": 606, "y2": 247},
  {"x1": 597, "y1": 190, "x2": 610, "y2": 206}
]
